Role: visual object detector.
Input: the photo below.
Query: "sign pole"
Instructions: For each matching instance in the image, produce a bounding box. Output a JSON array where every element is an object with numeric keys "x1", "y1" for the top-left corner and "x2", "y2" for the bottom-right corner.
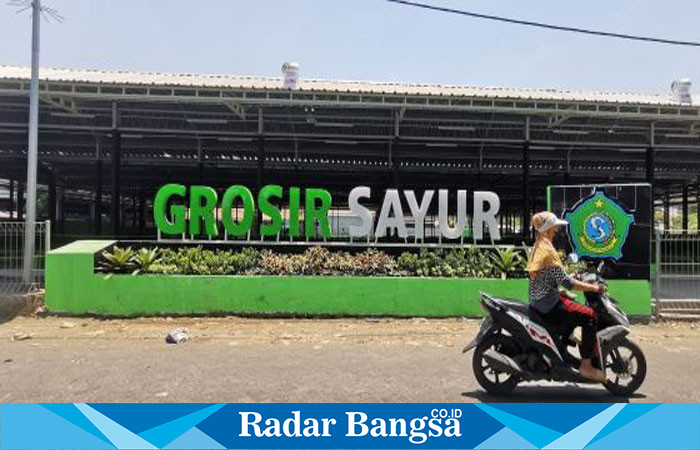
[{"x1": 22, "y1": 0, "x2": 41, "y2": 283}]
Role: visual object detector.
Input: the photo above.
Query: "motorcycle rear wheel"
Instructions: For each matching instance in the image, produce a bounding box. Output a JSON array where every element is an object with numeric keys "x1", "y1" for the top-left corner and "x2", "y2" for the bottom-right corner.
[
  {"x1": 602, "y1": 338, "x2": 646, "y2": 396},
  {"x1": 473, "y1": 334, "x2": 520, "y2": 395}
]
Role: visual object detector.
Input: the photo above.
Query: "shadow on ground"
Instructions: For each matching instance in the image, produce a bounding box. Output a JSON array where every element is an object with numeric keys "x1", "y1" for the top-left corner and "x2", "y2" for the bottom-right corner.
[{"x1": 462, "y1": 385, "x2": 647, "y2": 403}]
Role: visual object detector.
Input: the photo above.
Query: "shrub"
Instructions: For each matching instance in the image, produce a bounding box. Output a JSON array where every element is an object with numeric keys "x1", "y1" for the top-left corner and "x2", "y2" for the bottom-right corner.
[
  {"x1": 489, "y1": 247, "x2": 524, "y2": 279},
  {"x1": 397, "y1": 252, "x2": 419, "y2": 274},
  {"x1": 257, "y1": 247, "x2": 396, "y2": 276},
  {"x1": 97, "y1": 244, "x2": 529, "y2": 279},
  {"x1": 132, "y1": 247, "x2": 161, "y2": 274},
  {"x1": 353, "y1": 248, "x2": 396, "y2": 276},
  {"x1": 150, "y1": 246, "x2": 260, "y2": 275},
  {"x1": 97, "y1": 246, "x2": 137, "y2": 274}
]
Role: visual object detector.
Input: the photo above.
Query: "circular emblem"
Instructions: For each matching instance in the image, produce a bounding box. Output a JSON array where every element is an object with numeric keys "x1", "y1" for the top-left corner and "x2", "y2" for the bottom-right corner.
[
  {"x1": 565, "y1": 192, "x2": 633, "y2": 260},
  {"x1": 584, "y1": 212, "x2": 614, "y2": 244}
]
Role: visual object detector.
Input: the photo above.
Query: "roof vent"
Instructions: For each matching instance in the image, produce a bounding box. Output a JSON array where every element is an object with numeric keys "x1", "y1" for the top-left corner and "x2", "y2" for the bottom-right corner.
[
  {"x1": 671, "y1": 78, "x2": 692, "y2": 105},
  {"x1": 282, "y1": 62, "x2": 300, "y2": 90}
]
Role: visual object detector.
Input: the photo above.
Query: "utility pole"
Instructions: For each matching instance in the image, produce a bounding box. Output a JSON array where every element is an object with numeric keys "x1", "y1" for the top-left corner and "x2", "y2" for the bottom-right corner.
[{"x1": 22, "y1": 0, "x2": 42, "y2": 284}]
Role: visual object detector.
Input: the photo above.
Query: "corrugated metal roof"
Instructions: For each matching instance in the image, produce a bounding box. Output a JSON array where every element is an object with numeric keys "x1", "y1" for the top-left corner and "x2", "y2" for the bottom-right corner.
[{"x1": 0, "y1": 64, "x2": 694, "y2": 106}]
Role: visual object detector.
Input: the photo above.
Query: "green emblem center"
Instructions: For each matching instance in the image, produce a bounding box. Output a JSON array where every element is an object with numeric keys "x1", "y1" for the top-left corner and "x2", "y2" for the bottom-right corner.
[{"x1": 564, "y1": 192, "x2": 634, "y2": 260}]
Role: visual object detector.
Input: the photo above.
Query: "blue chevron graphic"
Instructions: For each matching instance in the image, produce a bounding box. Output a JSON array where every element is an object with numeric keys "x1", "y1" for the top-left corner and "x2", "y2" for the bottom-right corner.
[
  {"x1": 475, "y1": 426, "x2": 536, "y2": 449},
  {"x1": 585, "y1": 404, "x2": 700, "y2": 450},
  {"x1": 2, "y1": 403, "x2": 699, "y2": 449},
  {"x1": 163, "y1": 427, "x2": 226, "y2": 450},
  {"x1": 40, "y1": 403, "x2": 114, "y2": 447},
  {"x1": 88, "y1": 404, "x2": 213, "y2": 435},
  {"x1": 585, "y1": 404, "x2": 660, "y2": 447},
  {"x1": 485, "y1": 404, "x2": 612, "y2": 435},
  {"x1": 1, "y1": 403, "x2": 114, "y2": 450},
  {"x1": 475, "y1": 404, "x2": 563, "y2": 449},
  {"x1": 543, "y1": 404, "x2": 624, "y2": 449},
  {"x1": 74, "y1": 404, "x2": 157, "y2": 449},
  {"x1": 138, "y1": 404, "x2": 226, "y2": 448}
]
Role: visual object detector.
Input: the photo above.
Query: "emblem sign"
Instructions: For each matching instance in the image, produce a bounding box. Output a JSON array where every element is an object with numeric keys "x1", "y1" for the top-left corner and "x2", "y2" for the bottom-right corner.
[{"x1": 564, "y1": 191, "x2": 634, "y2": 260}]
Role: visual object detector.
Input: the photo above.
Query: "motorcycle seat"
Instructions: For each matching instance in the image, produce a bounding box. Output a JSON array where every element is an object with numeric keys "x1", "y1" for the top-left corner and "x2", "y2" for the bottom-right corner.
[{"x1": 527, "y1": 306, "x2": 566, "y2": 334}]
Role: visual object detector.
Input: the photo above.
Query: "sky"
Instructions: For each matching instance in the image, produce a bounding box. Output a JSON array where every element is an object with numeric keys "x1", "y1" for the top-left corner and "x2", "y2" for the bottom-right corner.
[{"x1": 2, "y1": 0, "x2": 700, "y2": 94}]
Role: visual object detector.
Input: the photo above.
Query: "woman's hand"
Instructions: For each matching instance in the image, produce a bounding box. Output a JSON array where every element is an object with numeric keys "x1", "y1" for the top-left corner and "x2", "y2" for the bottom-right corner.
[
  {"x1": 593, "y1": 283, "x2": 606, "y2": 294},
  {"x1": 572, "y1": 279, "x2": 606, "y2": 294}
]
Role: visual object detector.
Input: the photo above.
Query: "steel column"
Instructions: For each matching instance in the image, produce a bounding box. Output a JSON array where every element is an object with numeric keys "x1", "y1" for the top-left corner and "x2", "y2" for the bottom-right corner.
[
  {"x1": 391, "y1": 111, "x2": 400, "y2": 188},
  {"x1": 16, "y1": 181, "x2": 23, "y2": 220},
  {"x1": 256, "y1": 108, "x2": 264, "y2": 235},
  {"x1": 697, "y1": 185, "x2": 700, "y2": 232},
  {"x1": 197, "y1": 137, "x2": 204, "y2": 184},
  {"x1": 110, "y1": 131, "x2": 121, "y2": 236},
  {"x1": 48, "y1": 175, "x2": 56, "y2": 231},
  {"x1": 664, "y1": 194, "x2": 670, "y2": 231},
  {"x1": 646, "y1": 146, "x2": 655, "y2": 196},
  {"x1": 683, "y1": 184, "x2": 689, "y2": 231},
  {"x1": 522, "y1": 117, "x2": 531, "y2": 240},
  {"x1": 388, "y1": 138, "x2": 400, "y2": 189},
  {"x1": 58, "y1": 186, "x2": 65, "y2": 233},
  {"x1": 8, "y1": 179, "x2": 14, "y2": 219},
  {"x1": 95, "y1": 159, "x2": 102, "y2": 235},
  {"x1": 132, "y1": 192, "x2": 138, "y2": 233},
  {"x1": 138, "y1": 188, "x2": 146, "y2": 235}
]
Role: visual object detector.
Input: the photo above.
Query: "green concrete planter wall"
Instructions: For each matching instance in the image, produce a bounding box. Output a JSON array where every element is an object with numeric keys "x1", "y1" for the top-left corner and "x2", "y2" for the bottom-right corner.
[{"x1": 45, "y1": 241, "x2": 651, "y2": 317}]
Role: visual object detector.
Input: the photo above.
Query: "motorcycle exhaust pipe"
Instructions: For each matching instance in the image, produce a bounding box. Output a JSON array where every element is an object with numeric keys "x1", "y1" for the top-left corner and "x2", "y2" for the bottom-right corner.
[{"x1": 482, "y1": 348, "x2": 523, "y2": 375}]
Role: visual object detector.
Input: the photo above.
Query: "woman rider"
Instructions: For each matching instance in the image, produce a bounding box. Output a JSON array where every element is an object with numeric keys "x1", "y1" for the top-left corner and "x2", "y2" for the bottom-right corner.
[{"x1": 526, "y1": 211, "x2": 607, "y2": 383}]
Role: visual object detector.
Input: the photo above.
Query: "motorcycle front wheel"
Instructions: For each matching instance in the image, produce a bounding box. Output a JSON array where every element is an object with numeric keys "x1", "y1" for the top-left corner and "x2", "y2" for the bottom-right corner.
[
  {"x1": 601, "y1": 338, "x2": 647, "y2": 396},
  {"x1": 472, "y1": 334, "x2": 520, "y2": 395}
]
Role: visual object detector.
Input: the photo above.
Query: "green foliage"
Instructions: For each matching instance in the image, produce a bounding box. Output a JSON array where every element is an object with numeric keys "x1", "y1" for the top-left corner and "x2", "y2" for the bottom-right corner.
[
  {"x1": 98, "y1": 244, "x2": 530, "y2": 279},
  {"x1": 132, "y1": 247, "x2": 161, "y2": 275},
  {"x1": 489, "y1": 246, "x2": 525, "y2": 279},
  {"x1": 97, "y1": 246, "x2": 136, "y2": 274},
  {"x1": 98, "y1": 246, "x2": 164, "y2": 275},
  {"x1": 397, "y1": 247, "x2": 502, "y2": 278},
  {"x1": 397, "y1": 252, "x2": 419, "y2": 274},
  {"x1": 151, "y1": 246, "x2": 260, "y2": 275},
  {"x1": 351, "y1": 248, "x2": 396, "y2": 276},
  {"x1": 258, "y1": 247, "x2": 396, "y2": 276}
]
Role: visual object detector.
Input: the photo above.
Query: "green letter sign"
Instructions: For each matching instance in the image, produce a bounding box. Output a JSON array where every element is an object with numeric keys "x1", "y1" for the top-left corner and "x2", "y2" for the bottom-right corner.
[
  {"x1": 221, "y1": 185, "x2": 254, "y2": 237},
  {"x1": 258, "y1": 185, "x2": 283, "y2": 236},
  {"x1": 154, "y1": 183, "x2": 186, "y2": 235},
  {"x1": 305, "y1": 188, "x2": 332, "y2": 238},
  {"x1": 189, "y1": 186, "x2": 218, "y2": 237}
]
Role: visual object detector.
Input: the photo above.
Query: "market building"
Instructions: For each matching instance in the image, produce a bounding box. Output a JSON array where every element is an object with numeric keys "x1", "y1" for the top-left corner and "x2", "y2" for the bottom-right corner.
[{"x1": 0, "y1": 65, "x2": 698, "y2": 245}]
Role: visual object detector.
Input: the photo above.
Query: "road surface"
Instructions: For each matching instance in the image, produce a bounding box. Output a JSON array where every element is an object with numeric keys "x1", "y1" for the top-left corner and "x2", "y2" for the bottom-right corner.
[{"x1": 1, "y1": 316, "x2": 698, "y2": 403}]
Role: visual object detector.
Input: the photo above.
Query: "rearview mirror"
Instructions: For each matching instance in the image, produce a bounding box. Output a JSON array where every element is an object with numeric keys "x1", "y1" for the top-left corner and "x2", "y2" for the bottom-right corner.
[{"x1": 567, "y1": 253, "x2": 579, "y2": 264}]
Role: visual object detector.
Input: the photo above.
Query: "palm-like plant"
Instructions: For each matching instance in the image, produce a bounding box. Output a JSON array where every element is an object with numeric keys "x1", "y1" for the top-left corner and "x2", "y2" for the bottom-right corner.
[
  {"x1": 132, "y1": 247, "x2": 160, "y2": 275},
  {"x1": 98, "y1": 246, "x2": 136, "y2": 274},
  {"x1": 489, "y1": 247, "x2": 524, "y2": 279}
]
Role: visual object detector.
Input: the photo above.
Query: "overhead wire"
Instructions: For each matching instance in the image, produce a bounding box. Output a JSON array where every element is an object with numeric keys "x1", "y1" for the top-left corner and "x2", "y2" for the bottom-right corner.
[{"x1": 386, "y1": 0, "x2": 700, "y2": 47}]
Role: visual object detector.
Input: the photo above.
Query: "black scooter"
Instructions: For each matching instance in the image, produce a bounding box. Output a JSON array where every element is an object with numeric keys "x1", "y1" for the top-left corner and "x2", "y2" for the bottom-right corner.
[{"x1": 463, "y1": 255, "x2": 646, "y2": 396}]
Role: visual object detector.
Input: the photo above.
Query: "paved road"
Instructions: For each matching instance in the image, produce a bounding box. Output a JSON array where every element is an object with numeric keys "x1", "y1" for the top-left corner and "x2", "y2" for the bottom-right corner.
[{"x1": 1, "y1": 317, "x2": 698, "y2": 403}]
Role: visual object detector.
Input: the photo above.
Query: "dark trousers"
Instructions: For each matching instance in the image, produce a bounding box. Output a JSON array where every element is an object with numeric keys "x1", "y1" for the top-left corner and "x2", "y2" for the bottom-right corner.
[{"x1": 544, "y1": 297, "x2": 598, "y2": 359}]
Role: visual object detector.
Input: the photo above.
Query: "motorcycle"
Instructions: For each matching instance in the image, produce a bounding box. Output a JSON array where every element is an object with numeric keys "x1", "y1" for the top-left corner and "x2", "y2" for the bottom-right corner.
[{"x1": 463, "y1": 254, "x2": 647, "y2": 396}]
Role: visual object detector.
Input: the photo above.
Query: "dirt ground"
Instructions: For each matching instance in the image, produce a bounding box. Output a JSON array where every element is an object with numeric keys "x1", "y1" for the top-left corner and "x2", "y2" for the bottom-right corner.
[{"x1": 1, "y1": 316, "x2": 699, "y2": 403}]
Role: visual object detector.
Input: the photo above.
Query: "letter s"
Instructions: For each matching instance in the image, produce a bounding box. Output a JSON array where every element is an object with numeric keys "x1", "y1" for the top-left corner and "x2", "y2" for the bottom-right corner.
[
  {"x1": 349, "y1": 187, "x2": 373, "y2": 238},
  {"x1": 428, "y1": 419, "x2": 443, "y2": 437}
]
